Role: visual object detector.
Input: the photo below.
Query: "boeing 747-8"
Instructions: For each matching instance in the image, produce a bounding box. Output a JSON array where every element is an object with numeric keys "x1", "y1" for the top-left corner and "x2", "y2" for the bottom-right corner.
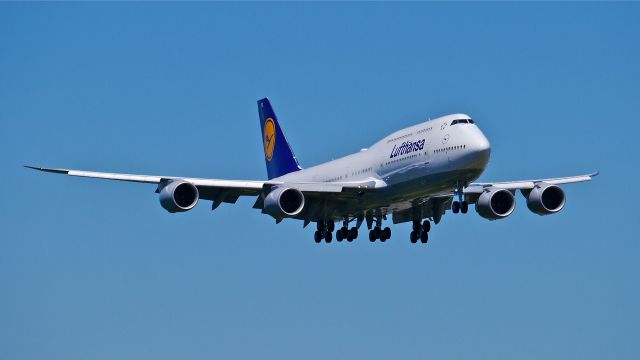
[{"x1": 27, "y1": 98, "x2": 597, "y2": 244}]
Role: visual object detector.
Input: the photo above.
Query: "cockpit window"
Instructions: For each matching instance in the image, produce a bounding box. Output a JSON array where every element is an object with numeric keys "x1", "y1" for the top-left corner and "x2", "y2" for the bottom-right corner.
[{"x1": 452, "y1": 118, "x2": 475, "y2": 125}]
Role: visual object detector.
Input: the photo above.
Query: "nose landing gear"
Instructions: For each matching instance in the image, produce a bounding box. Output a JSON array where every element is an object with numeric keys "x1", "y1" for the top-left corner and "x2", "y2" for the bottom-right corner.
[
  {"x1": 451, "y1": 200, "x2": 468, "y2": 214},
  {"x1": 452, "y1": 181, "x2": 469, "y2": 214}
]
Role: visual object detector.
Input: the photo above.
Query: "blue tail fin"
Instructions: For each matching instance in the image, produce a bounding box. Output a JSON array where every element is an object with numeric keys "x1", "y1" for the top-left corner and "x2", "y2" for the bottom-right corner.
[{"x1": 258, "y1": 98, "x2": 302, "y2": 179}]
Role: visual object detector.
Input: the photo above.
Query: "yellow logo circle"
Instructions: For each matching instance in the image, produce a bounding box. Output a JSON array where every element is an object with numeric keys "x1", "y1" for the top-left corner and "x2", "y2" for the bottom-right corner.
[{"x1": 264, "y1": 118, "x2": 276, "y2": 161}]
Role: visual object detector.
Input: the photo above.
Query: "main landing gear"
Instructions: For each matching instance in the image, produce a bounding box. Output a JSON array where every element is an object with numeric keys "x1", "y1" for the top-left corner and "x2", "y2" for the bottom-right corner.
[
  {"x1": 368, "y1": 216, "x2": 391, "y2": 242},
  {"x1": 410, "y1": 220, "x2": 431, "y2": 244},
  {"x1": 336, "y1": 217, "x2": 358, "y2": 242},
  {"x1": 313, "y1": 214, "x2": 393, "y2": 243},
  {"x1": 314, "y1": 218, "x2": 358, "y2": 243},
  {"x1": 368, "y1": 226, "x2": 391, "y2": 242},
  {"x1": 314, "y1": 220, "x2": 334, "y2": 243}
]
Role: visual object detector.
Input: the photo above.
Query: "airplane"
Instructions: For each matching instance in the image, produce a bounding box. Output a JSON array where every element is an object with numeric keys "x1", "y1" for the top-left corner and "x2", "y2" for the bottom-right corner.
[{"x1": 26, "y1": 98, "x2": 598, "y2": 244}]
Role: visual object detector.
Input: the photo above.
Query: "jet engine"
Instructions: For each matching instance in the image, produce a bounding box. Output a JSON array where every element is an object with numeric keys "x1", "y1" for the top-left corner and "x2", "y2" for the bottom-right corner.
[
  {"x1": 159, "y1": 180, "x2": 199, "y2": 213},
  {"x1": 475, "y1": 188, "x2": 516, "y2": 220},
  {"x1": 263, "y1": 187, "x2": 305, "y2": 219},
  {"x1": 522, "y1": 183, "x2": 565, "y2": 216}
]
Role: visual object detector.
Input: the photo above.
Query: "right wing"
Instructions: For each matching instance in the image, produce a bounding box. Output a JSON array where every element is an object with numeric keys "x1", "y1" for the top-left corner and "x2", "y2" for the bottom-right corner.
[
  {"x1": 25, "y1": 166, "x2": 266, "y2": 205},
  {"x1": 25, "y1": 165, "x2": 264, "y2": 188},
  {"x1": 25, "y1": 165, "x2": 378, "y2": 210}
]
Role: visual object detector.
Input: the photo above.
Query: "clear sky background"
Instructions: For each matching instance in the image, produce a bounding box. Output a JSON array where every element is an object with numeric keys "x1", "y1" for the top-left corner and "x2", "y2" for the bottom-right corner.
[{"x1": 1, "y1": 3, "x2": 639, "y2": 360}]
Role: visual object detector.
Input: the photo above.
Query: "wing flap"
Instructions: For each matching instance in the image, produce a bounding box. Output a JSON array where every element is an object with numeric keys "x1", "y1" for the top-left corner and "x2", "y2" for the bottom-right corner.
[{"x1": 266, "y1": 180, "x2": 376, "y2": 193}]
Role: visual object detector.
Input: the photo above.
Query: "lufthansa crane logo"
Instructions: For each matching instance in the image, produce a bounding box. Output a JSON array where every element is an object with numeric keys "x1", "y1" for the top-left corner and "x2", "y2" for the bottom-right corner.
[{"x1": 264, "y1": 118, "x2": 276, "y2": 161}]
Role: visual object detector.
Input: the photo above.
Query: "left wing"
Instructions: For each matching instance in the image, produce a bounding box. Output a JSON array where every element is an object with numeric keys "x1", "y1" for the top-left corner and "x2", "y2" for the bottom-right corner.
[
  {"x1": 464, "y1": 171, "x2": 599, "y2": 193},
  {"x1": 391, "y1": 172, "x2": 599, "y2": 225}
]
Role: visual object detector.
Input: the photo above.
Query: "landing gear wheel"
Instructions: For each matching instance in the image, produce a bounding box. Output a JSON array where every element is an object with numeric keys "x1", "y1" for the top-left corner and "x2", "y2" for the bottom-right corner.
[
  {"x1": 452, "y1": 201, "x2": 460, "y2": 214},
  {"x1": 327, "y1": 221, "x2": 335, "y2": 232},
  {"x1": 369, "y1": 230, "x2": 376, "y2": 242},
  {"x1": 461, "y1": 201, "x2": 468, "y2": 214},
  {"x1": 349, "y1": 227, "x2": 358, "y2": 241},
  {"x1": 413, "y1": 221, "x2": 421, "y2": 232},
  {"x1": 314, "y1": 231, "x2": 322, "y2": 243},
  {"x1": 374, "y1": 227, "x2": 381, "y2": 239},
  {"x1": 420, "y1": 231, "x2": 429, "y2": 243},
  {"x1": 345, "y1": 228, "x2": 353, "y2": 242},
  {"x1": 410, "y1": 231, "x2": 418, "y2": 243},
  {"x1": 324, "y1": 231, "x2": 332, "y2": 243},
  {"x1": 336, "y1": 229, "x2": 343, "y2": 242},
  {"x1": 422, "y1": 220, "x2": 431, "y2": 233},
  {"x1": 382, "y1": 227, "x2": 391, "y2": 240}
]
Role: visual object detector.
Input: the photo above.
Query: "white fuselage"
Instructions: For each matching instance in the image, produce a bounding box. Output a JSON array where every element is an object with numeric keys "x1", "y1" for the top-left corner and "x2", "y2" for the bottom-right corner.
[{"x1": 275, "y1": 114, "x2": 491, "y2": 214}]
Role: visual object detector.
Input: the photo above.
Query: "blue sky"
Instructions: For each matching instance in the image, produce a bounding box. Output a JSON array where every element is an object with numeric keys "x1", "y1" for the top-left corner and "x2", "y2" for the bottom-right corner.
[{"x1": 1, "y1": 3, "x2": 639, "y2": 359}]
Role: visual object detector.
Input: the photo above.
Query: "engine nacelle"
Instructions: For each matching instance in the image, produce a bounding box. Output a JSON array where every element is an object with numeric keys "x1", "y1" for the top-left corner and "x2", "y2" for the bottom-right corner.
[
  {"x1": 523, "y1": 183, "x2": 565, "y2": 216},
  {"x1": 262, "y1": 187, "x2": 305, "y2": 219},
  {"x1": 475, "y1": 188, "x2": 516, "y2": 220},
  {"x1": 159, "y1": 180, "x2": 199, "y2": 213}
]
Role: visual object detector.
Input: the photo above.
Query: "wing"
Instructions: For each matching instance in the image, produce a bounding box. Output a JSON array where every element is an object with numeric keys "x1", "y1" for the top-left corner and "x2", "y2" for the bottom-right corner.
[
  {"x1": 390, "y1": 172, "x2": 599, "y2": 225},
  {"x1": 464, "y1": 171, "x2": 599, "y2": 193},
  {"x1": 25, "y1": 165, "x2": 377, "y2": 210}
]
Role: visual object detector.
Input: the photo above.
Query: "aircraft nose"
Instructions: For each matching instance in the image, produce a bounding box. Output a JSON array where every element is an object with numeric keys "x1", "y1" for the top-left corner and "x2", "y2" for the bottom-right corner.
[{"x1": 469, "y1": 131, "x2": 491, "y2": 169}]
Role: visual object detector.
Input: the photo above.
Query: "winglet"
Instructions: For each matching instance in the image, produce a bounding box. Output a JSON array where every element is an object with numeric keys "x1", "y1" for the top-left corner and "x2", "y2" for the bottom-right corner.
[{"x1": 24, "y1": 165, "x2": 69, "y2": 174}]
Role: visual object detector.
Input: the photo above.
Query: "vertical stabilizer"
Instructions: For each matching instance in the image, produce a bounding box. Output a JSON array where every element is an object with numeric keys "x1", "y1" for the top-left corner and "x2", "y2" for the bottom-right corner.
[{"x1": 257, "y1": 98, "x2": 302, "y2": 179}]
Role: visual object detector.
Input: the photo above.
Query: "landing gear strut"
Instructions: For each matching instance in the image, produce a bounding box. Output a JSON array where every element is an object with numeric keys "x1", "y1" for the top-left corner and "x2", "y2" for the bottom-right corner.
[
  {"x1": 452, "y1": 181, "x2": 469, "y2": 214},
  {"x1": 336, "y1": 217, "x2": 358, "y2": 242},
  {"x1": 410, "y1": 219, "x2": 431, "y2": 244},
  {"x1": 452, "y1": 200, "x2": 469, "y2": 214},
  {"x1": 368, "y1": 215, "x2": 391, "y2": 242},
  {"x1": 314, "y1": 220, "x2": 334, "y2": 243}
]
